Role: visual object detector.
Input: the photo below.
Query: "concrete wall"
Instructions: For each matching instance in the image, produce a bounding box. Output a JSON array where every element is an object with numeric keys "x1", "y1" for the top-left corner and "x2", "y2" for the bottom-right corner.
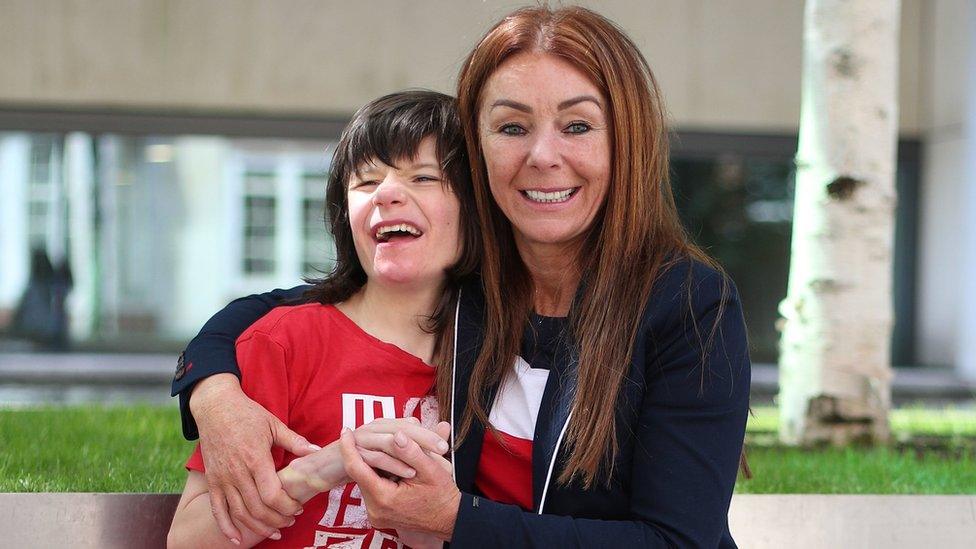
[
  {"x1": 916, "y1": 0, "x2": 973, "y2": 373},
  {"x1": 2, "y1": 0, "x2": 970, "y2": 372},
  {"x1": 0, "y1": 0, "x2": 923, "y2": 133},
  {"x1": 1, "y1": 493, "x2": 974, "y2": 548}
]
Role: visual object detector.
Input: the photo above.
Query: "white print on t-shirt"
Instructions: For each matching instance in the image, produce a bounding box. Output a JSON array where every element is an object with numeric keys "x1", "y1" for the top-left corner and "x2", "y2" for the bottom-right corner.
[
  {"x1": 309, "y1": 393, "x2": 439, "y2": 548},
  {"x1": 319, "y1": 482, "x2": 368, "y2": 529},
  {"x1": 308, "y1": 527, "x2": 402, "y2": 549},
  {"x1": 341, "y1": 394, "x2": 396, "y2": 431},
  {"x1": 403, "y1": 395, "x2": 439, "y2": 430}
]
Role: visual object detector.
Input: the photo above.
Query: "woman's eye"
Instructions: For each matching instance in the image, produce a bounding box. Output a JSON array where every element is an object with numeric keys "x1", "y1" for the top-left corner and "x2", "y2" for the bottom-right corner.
[
  {"x1": 414, "y1": 175, "x2": 440, "y2": 183},
  {"x1": 565, "y1": 122, "x2": 591, "y2": 134},
  {"x1": 499, "y1": 124, "x2": 527, "y2": 136}
]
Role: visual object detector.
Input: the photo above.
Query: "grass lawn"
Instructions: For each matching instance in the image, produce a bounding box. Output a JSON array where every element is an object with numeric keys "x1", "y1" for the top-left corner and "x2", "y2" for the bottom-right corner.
[
  {"x1": 0, "y1": 405, "x2": 193, "y2": 492},
  {"x1": 1, "y1": 404, "x2": 975, "y2": 493}
]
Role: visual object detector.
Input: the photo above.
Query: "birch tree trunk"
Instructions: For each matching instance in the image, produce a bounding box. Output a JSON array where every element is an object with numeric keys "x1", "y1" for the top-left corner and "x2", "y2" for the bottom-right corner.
[{"x1": 778, "y1": 0, "x2": 901, "y2": 445}]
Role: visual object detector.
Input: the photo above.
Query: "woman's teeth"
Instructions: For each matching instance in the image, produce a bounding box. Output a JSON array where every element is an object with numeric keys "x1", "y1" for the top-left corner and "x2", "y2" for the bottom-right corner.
[{"x1": 524, "y1": 189, "x2": 575, "y2": 204}]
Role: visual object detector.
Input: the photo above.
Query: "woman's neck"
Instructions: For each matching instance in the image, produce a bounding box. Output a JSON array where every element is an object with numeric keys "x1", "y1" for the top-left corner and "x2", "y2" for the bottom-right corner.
[
  {"x1": 336, "y1": 280, "x2": 443, "y2": 364},
  {"x1": 515, "y1": 238, "x2": 582, "y2": 317}
]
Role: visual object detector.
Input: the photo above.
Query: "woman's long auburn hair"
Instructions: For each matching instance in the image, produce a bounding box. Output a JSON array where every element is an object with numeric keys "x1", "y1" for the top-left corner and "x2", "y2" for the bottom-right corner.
[{"x1": 449, "y1": 6, "x2": 728, "y2": 488}]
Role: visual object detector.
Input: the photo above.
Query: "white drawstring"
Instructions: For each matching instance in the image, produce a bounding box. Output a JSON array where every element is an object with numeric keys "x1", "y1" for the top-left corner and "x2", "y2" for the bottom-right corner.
[{"x1": 450, "y1": 289, "x2": 461, "y2": 483}]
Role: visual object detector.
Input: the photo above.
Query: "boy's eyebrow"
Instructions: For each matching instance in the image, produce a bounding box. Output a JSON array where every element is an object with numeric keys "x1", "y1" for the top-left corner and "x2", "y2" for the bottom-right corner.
[
  {"x1": 408, "y1": 162, "x2": 441, "y2": 171},
  {"x1": 355, "y1": 161, "x2": 440, "y2": 175}
]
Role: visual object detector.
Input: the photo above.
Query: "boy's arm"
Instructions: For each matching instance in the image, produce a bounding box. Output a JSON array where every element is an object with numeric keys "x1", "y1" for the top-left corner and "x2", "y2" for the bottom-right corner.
[{"x1": 167, "y1": 462, "x2": 344, "y2": 549}]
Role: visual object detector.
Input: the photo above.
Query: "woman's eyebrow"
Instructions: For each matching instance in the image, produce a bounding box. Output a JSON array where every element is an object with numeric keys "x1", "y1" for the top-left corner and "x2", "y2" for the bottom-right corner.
[
  {"x1": 557, "y1": 95, "x2": 602, "y2": 110},
  {"x1": 489, "y1": 99, "x2": 531, "y2": 113},
  {"x1": 489, "y1": 95, "x2": 602, "y2": 113}
]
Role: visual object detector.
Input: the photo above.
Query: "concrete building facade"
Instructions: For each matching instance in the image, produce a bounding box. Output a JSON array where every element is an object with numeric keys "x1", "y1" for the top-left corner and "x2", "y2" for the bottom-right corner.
[{"x1": 0, "y1": 0, "x2": 972, "y2": 378}]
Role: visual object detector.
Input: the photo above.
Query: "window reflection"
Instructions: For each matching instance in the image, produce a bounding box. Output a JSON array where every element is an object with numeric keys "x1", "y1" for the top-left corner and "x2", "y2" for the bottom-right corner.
[{"x1": 0, "y1": 132, "x2": 336, "y2": 351}]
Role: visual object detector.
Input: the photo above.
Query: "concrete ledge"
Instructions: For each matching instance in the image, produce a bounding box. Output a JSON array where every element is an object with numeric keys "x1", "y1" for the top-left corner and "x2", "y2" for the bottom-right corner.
[
  {"x1": 1, "y1": 493, "x2": 974, "y2": 548},
  {"x1": 729, "y1": 495, "x2": 976, "y2": 548},
  {"x1": 0, "y1": 353, "x2": 175, "y2": 385},
  {"x1": 2, "y1": 355, "x2": 973, "y2": 402},
  {"x1": 0, "y1": 493, "x2": 180, "y2": 547}
]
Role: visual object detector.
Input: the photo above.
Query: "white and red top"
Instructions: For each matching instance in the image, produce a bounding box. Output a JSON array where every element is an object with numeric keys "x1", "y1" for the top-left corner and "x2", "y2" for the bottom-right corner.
[
  {"x1": 187, "y1": 304, "x2": 438, "y2": 549},
  {"x1": 474, "y1": 315, "x2": 566, "y2": 511}
]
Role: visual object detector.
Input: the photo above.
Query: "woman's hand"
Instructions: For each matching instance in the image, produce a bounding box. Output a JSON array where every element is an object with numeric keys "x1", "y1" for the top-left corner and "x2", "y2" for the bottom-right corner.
[
  {"x1": 283, "y1": 418, "x2": 452, "y2": 497},
  {"x1": 339, "y1": 428, "x2": 461, "y2": 541},
  {"x1": 397, "y1": 529, "x2": 447, "y2": 549},
  {"x1": 347, "y1": 417, "x2": 452, "y2": 482},
  {"x1": 190, "y1": 374, "x2": 320, "y2": 542}
]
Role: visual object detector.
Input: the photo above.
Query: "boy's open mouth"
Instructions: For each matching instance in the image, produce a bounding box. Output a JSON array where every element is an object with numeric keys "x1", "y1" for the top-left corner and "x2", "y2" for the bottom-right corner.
[{"x1": 374, "y1": 222, "x2": 424, "y2": 243}]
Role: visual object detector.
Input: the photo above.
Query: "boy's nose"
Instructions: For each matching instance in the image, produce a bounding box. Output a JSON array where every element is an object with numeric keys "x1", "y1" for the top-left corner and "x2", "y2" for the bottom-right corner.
[{"x1": 372, "y1": 176, "x2": 407, "y2": 206}]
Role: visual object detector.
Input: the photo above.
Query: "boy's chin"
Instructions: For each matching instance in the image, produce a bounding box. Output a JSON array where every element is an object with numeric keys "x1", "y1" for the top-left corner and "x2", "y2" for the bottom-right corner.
[{"x1": 370, "y1": 265, "x2": 438, "y2": 287}]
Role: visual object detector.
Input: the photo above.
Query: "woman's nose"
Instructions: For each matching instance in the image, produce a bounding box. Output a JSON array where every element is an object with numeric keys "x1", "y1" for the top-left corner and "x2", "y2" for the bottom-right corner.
[
  {"x1": 526, "y1": 129, "x2": 561, "y2": 170},
  {"x1": 372, "y1": 175, "x2": 407, "y2": 206}
]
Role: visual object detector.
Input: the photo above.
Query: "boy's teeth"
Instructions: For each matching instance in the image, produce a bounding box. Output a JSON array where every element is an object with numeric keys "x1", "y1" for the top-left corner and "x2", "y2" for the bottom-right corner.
[
  {"x1": 525, "y1": 189, "x2": 574, "y2": 203},
  {"x1": 375, "y1": 223, "x2": 422, "y2": 239}
]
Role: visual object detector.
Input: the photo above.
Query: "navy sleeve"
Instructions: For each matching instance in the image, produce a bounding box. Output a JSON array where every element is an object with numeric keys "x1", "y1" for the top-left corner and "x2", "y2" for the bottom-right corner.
[
  {"x1": 171, "y1": 285, "x2": 313, "y2": 440},
  {"x1": 450, "y1": 268, "x2": 751, "y2": 548}
]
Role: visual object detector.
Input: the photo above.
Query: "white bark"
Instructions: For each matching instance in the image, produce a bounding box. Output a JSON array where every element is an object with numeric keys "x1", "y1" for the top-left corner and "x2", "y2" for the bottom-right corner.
[{"x1": 778, "y1": 0, "x2": 901, "y2": 445}]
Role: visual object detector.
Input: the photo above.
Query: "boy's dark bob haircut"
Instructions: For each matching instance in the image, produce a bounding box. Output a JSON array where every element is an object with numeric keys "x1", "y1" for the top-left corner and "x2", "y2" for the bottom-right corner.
[{"x1": 306, "y1": 89, "x2": 479, "y2": 319}]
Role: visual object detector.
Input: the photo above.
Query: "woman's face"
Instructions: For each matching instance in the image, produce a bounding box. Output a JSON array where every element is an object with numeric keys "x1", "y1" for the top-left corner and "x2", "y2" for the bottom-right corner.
[
  {"x1": 478, "y1": 52, "x2": 611, "y2": 254},
  {"x1": 346, "y1": 136, "x2": 462, "y2": 289}
]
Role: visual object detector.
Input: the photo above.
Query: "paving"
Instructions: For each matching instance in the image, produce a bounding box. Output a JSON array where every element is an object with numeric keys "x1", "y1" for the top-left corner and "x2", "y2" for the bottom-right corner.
[{"x1": 0, "y1": 353, "x2": 974, "y2": 406}]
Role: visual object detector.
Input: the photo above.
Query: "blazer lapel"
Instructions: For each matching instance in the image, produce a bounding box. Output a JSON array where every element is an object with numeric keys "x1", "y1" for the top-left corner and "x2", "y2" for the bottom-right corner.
[
  {"x1": 451, "y1": 278, "x2": 488, "y2": 493},
  {"x1": 531, "y1": 343, "x2": 578, "y2": 511}
]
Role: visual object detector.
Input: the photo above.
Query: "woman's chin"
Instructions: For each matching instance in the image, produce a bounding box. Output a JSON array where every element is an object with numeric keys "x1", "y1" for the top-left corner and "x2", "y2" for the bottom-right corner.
[{"x1": 514, "y1": 225, "x2": 588, "y2": 252}]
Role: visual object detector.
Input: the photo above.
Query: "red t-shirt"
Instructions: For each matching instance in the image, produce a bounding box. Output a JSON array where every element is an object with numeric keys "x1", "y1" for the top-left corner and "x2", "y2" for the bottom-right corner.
[{"x1": 186, "y1": 303, "x2": 438, "y2": 548}]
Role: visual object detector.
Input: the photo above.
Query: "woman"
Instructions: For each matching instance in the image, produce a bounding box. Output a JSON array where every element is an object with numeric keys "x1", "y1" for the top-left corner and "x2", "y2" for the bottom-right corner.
[
  {"x1": 174, "y1": 6, "x2": 750, "y2": 548},
  {"x1": 168, "y1": 90, "x2": 477, "y2": 548}
]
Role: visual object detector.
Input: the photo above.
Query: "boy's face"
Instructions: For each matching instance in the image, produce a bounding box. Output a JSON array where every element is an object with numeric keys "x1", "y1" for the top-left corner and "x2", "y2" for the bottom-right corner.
[{"x1": 346, "y1": 136, "x2": 462, "y2": 290}]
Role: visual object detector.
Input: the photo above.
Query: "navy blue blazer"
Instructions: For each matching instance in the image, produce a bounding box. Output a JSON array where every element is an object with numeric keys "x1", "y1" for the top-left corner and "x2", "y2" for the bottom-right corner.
[{"x1": 173, "y1": 259, "x2": 750, "y2": 548}]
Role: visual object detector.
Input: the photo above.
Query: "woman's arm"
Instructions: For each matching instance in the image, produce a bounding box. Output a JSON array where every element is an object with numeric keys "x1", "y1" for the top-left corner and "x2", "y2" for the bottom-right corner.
[
  {"x1": 452, "y1": 266, "x2": 751, "y2": 547},
  {"x1": 168, "y1": 422, "x2": 453, "y2": 548},
  {"x1": 170, "y1": 286, "x2": 316, "y2": 542},
  {"x1": 172, "y1": 285, "x2": 312, "y2": 439},
  {"x1": 345, "y1": 265, "x2": 751, "y2": 548},
  {"x1": 168, "y1": 444, "x2": 347, "y2": 549}
]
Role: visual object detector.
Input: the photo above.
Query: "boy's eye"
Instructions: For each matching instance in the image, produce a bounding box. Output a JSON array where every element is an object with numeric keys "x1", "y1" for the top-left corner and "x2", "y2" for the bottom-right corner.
[
  {"x1": 499, "y1": 124, "x2": 527, "y2": 136},
  {"x1": 564, "y1": 122, "x2": 591, "y2": 134}
]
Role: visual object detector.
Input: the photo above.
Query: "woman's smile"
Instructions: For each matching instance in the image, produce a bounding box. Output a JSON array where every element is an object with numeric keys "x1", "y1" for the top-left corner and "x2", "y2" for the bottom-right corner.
[
  {"x1": 478, "y1": 52, "x2": 611, "y2": 253},
  {"x1": 520, "y1": 187, "x2": 580, "y2": 205}
]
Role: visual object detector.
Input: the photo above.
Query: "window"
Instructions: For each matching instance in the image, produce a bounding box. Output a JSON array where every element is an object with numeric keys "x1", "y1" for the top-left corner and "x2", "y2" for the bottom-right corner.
[
  {"x1": 302, "y1": 173, "x2": 330, "y2": 276},
  {"x1": 242, "y1": 172, "x2": 277, "y2": 275},
  {"x1": 26, "y1": 136, "x2": 64, "y2": 252},
  {"x1": 230, "y1": 147, "x2": 335, "y2": 288},
  {"x1": 670, "y1": 135, "x2": 920, "y2": 365}
]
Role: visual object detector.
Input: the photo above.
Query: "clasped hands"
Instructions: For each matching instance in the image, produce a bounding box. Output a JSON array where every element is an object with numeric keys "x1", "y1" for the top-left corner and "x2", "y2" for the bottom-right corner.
[{"x1": 193, "y1": 376, "x2": 460, "y2": 545}]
